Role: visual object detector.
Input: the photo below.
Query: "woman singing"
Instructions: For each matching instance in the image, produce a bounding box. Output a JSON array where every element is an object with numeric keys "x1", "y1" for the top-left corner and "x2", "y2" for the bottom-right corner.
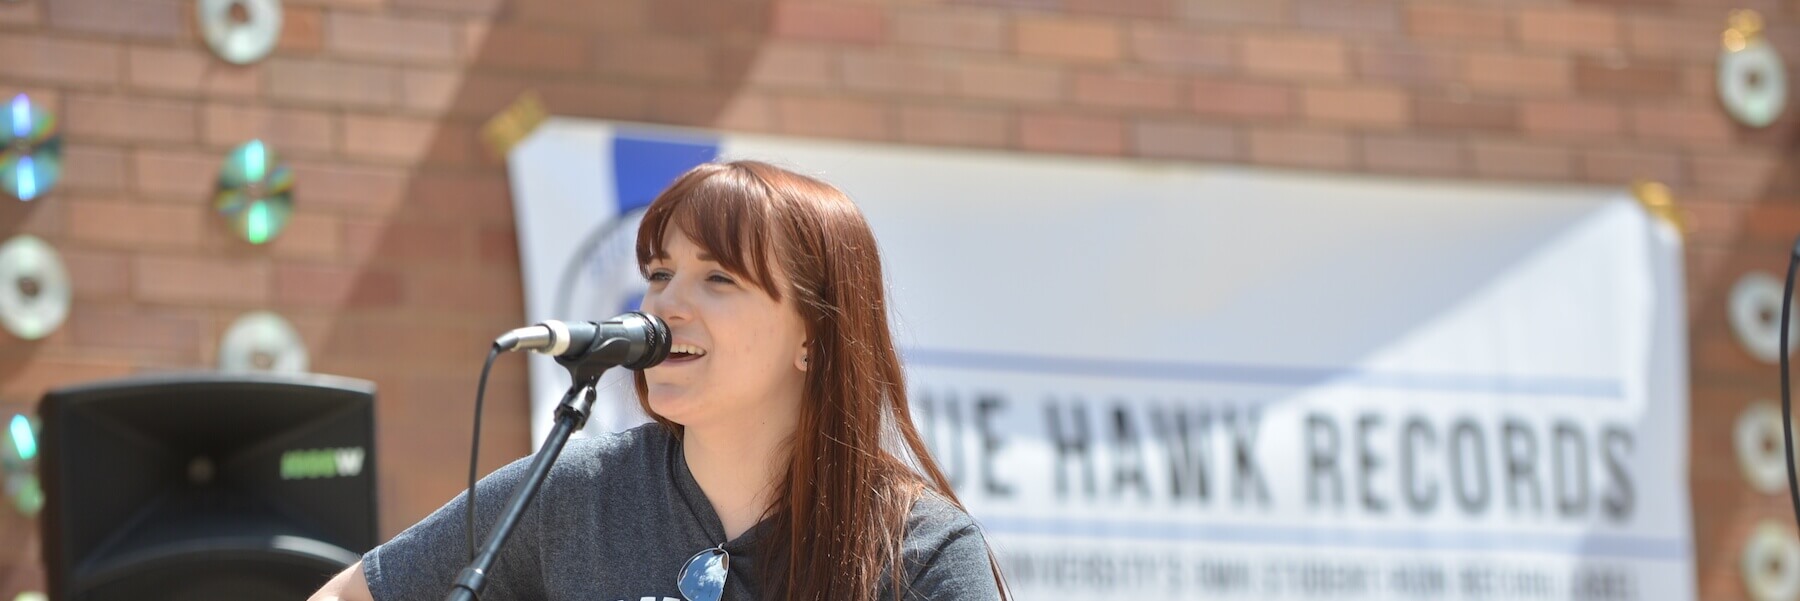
[{"x1": 311, "y1": 160, "x2": 1009, "y2": 600}]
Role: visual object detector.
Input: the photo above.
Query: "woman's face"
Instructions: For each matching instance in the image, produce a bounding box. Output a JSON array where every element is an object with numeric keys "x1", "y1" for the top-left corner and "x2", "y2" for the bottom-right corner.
[{"x1": 639, "y1": 230, "x2": 809, "y2": 430}]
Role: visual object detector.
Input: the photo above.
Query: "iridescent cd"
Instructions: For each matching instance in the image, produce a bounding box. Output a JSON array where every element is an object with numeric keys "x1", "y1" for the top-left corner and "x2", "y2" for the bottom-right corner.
[
  {"x1": 3, "y1": 413, "x2": 39, "y2": 518},
  {"x1": 0, "y1": 94, "x2": 61, "y2": 202},
  {"x1": 213, "y1": 139, "x2": 293, "y2": 245},
  {"x1": 2, "y1": 413, "x2": 35, "y2": 466},
  {"x1": 198, "y1": 0, "x2": 283, "y2": 65},
  {"x1": 0, "y1": 235, "x2": 70, "y2": 341},
  {"x1": 219, "y1": 310, "x2": 309, "y2": 374}
]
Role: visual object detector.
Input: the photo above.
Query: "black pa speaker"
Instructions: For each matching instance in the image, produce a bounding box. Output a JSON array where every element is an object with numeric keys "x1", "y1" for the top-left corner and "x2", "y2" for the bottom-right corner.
[{"x1": 37, "y1": 372, "x2": 378, "y2": 601}]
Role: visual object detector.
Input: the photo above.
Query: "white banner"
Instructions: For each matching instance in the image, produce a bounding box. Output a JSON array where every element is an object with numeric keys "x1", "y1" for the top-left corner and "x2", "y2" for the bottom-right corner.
[{"x1": 507, "y1": 119, "x2": 1691, "y2": 601}]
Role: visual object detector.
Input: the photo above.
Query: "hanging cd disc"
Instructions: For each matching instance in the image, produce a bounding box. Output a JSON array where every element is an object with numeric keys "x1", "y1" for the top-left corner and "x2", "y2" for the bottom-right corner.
[
  {"x1": 2, "y1": 413, "x2": 35, "y2": 467},
  {"x1": 1, "y1": 413, "x2": 38, "y2": 518},
  {"x1": 1745, "y1": 521, "x2": 1800, "y2": 601},
  {"x1": 1720, "y1": 37, "x2": 1788, "y2": 128},
  {"x1": 219, "y1": 310, "x2": 309, "y2": 374},
  {"x1": 0, "y1": 235, "x2": 70, "y2": 341},
  {"x1": 213, "y1": 139, "x2": 293, "y2": 245},
  {"x1": 1731, "y1": 271, "x2": 1799, "y2": 364},
  {"x1": 1735, "y1": 401, "x2": 1799, "y2": 494},
  {"x1": 198, "y1": 0, "x2": 283, "y2": 66},
  {"x1": 0, "y1": 94, "x2": 61, "y2": 202}
]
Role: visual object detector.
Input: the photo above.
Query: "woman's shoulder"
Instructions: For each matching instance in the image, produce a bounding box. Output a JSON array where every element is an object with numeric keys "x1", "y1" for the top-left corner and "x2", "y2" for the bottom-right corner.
[
  {"x1": 898, "y1": 489, "x2": 1004, "y2": 598},
  {"x1": 902, "y1": 488, "x2": 986, "y2": 556}
]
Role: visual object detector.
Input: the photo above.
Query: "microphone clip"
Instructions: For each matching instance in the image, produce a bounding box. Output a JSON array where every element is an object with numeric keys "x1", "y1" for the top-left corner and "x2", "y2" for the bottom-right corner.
[{"x1": 556, "y1": 337, "x2": 633, "y2": 391}]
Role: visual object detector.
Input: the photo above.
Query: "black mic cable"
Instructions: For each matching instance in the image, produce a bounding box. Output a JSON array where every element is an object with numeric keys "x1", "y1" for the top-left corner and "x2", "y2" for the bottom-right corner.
[
  {"x1": 468, "y1": 344, "x2": 500, "y2": 562},
  {"x1": 1781, "y1": 235, "x2": 1800, "y2": 534}
]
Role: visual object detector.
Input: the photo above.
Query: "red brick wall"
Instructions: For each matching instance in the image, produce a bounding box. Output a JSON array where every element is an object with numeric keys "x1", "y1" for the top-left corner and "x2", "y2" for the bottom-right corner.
[{"x1": 0, "y1": 0, "x2": 1792, "y2": 597}]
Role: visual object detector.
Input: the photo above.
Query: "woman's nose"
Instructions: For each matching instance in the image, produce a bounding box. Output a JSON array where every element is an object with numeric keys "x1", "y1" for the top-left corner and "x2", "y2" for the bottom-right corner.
[{"x1": 643, "y1": 278, "x2": 693, "y2": 323}]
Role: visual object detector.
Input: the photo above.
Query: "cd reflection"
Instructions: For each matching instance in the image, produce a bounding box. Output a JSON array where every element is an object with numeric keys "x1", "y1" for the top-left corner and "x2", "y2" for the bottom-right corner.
[
  {"x1": 0, "y1": 95, "x2": 60, "y2": 202},
  {"x1": 214, "y1": 139, "x2": 294, "y2": 244}
]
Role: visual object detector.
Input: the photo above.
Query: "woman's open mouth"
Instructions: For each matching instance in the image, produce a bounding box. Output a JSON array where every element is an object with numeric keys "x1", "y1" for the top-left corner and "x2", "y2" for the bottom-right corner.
[{"x1": 665, "y1": 343, "x2": 707, "y2": 364}]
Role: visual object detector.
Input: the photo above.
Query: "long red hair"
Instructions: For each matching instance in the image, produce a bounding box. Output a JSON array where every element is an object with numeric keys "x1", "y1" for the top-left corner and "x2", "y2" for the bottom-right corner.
[{"x1": 632, "y1": 161, "x2": 1008, "y2": 600}]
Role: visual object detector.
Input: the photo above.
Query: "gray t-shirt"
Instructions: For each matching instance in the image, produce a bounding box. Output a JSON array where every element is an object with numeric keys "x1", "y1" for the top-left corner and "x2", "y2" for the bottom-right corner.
[{"x1": 363, "y1": 423, "x2": 1002, "y2": 600}]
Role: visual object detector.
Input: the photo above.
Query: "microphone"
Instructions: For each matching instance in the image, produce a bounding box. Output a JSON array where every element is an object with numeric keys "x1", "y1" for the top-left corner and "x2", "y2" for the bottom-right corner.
[{"x1": 493, "y1": 312, "x2": 671, "y2": 370}]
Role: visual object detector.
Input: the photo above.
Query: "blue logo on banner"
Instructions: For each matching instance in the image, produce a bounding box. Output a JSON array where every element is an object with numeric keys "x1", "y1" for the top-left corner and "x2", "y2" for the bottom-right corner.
[{"x1": 555, "y1": 130, "x2": 718, "y2": 320}]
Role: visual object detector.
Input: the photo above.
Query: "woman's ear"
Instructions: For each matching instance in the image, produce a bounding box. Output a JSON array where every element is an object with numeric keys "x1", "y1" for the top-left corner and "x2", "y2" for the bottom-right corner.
[{"x1": 795, "y1": 343, "x2": 810, "y2": 372}]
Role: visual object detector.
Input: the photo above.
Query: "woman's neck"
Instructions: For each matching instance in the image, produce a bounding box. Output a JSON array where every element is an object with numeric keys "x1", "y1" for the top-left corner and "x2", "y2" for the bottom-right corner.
[{"x1": 681, "y1": 409, "x2": 798, "y2": 541}]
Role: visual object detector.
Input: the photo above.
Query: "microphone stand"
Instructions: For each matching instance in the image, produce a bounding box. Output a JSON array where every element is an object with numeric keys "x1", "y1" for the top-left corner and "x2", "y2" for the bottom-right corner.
[{"x1": 444, "y1": 339, "x2": 630, "y2": 601}]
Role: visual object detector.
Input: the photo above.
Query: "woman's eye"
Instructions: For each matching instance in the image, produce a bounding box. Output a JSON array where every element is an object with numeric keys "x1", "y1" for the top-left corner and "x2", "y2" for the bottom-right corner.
[
  {"x1": 646, "y1": 270, "x2": 672, "y2": 282},
  {"x1": 707, "y1": 273, "x2": 737, "y2": 285}
]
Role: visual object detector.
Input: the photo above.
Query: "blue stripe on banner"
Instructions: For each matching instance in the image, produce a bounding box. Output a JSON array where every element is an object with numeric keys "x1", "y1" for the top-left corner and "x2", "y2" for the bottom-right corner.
[
  {"x1": 978, "y1": 516, "x2": 1689, "y2": 561},
  {"x1": 901, "y1": 347, "x2": 1622, "y2": 399},
  {"x1": 611, "y1": 129, "x2": 720, "y2": 214}
]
